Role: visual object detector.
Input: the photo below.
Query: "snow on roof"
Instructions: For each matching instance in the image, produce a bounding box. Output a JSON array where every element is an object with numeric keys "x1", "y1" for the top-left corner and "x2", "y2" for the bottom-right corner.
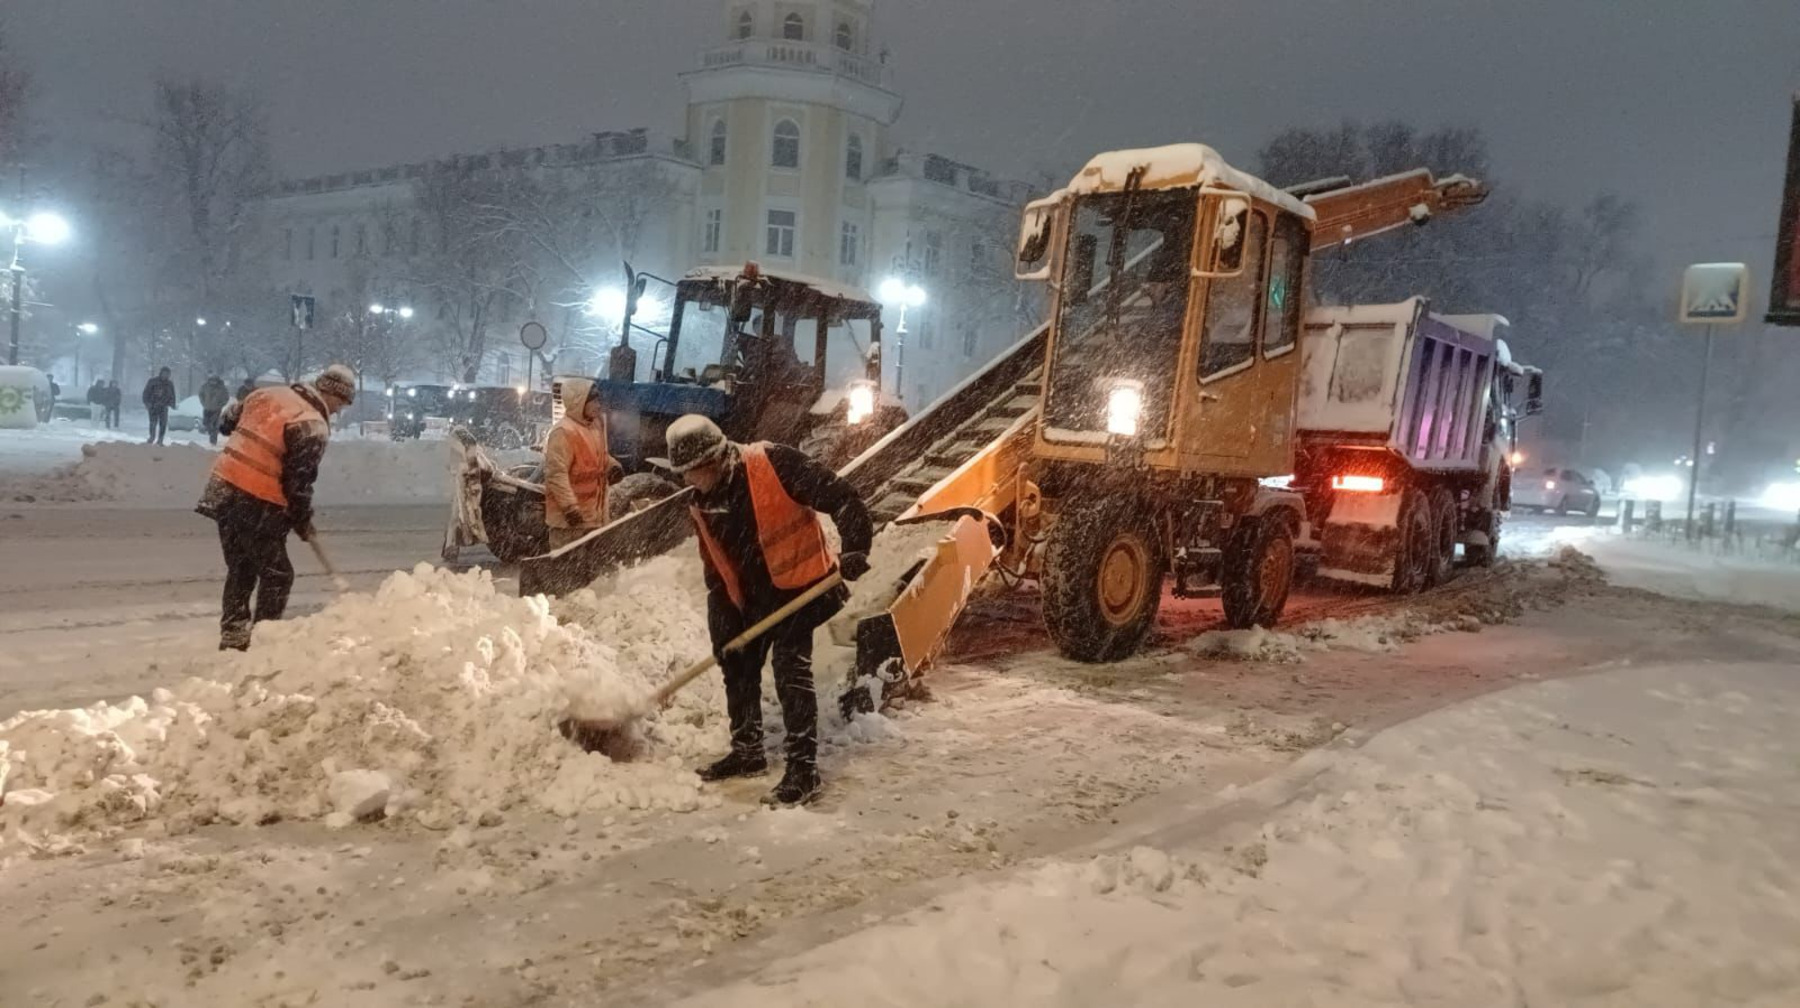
[
  {"x1": 1434, "y1": 312, "x2": 1510, "y2": 343},
  {"x1": 680, "y1": 265, "x2": 876, "y2": 305},
  {"x1": 1067, "y1": 143, "x2": 1315, "y2": 220}
]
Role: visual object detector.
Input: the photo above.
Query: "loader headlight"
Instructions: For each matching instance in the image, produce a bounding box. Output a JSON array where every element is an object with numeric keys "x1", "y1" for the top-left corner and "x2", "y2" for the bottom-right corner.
[
  {"x1": 846, "y1": 380, "x2": 878, "y2": 426},
  {"x1": 1105, "y1": 379, "x2": 1143, "y2": 437}
]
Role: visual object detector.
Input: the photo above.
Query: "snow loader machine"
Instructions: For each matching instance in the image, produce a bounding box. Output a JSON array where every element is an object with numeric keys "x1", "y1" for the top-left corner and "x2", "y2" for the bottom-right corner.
[
  {"x1": 520, "y1": 144, "x2": 1487, "y2": 718},
  {"x1": 446, "y1": 263, "x2": 904, "y2": 564}
]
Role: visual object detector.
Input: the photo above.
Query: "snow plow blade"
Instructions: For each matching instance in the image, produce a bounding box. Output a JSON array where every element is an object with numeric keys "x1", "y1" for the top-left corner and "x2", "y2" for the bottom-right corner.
[{"x1": 518, "y1": 487, "x2": 696, "y2": 597}]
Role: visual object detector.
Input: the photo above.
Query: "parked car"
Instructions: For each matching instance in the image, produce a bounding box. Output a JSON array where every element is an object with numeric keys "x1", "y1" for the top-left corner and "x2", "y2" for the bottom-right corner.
[
  {"x1": 386, "y1": 383, "x2": 456, "y2": 439},
  {"x1": 1512, "y1": 466, "x2": 1602, "y2": 516}
]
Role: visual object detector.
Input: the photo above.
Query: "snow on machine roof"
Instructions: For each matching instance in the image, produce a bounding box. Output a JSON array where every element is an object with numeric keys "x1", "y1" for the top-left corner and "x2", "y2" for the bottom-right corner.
[
  {"x1": 680, "y1": 265, "x2": 877, "y2": 307},
  {"x1": 1067, "y1": 143, "x2": 1315, "y2": 220}
]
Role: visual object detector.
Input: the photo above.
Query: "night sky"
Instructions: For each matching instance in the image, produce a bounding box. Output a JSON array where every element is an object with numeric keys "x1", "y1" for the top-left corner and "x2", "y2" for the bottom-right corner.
[{"x1": 12, "y1": 0, "x2": 1800, "y2": 288}]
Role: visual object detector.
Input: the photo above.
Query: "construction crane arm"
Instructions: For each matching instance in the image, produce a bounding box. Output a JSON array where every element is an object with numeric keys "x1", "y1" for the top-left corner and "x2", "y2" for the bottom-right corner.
[{"x1": 1302, "y1": 169, "x2": 1488, "y2": 251}]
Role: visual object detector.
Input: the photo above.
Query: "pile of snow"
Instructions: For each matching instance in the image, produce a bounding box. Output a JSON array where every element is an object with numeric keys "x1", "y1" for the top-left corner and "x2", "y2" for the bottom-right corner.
[
  {"x1": 1189, "y1": 610, "x2": 1442, "y2": 662},
  {"x1": 2, "y1": 437, "x2": 529, "y2": 506},
  {"x1": 1560, "y1": 530, "x2": 1800, "y2": 615},
  {"x1": 0, "y1": 561, "x2": 724, "y2": 853},
  {"x1": 0, "y1": 522, "x2": 939, "y2": 852}
]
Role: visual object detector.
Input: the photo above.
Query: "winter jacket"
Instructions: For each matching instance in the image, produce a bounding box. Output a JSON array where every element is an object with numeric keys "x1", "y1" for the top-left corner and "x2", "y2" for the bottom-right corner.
[
  {"x1": 196, "y1": 383, "x2": 333, "y2": 532},
  {"x1": 86, "y1": 382, "x2": 106, "y2": 405},
  {"x1": 692, "y1": 441, "x2": 872, "y2": 625},
  {"x1": 542, "y1": 377, "x2": 610, "y2": 529},
  {"x1": 142, "y1": 375, "x2": 177, "y2": 410},
  {"x1": 198, "y1": 378, "x2": 230, "y2": 412},
  {"x1": 105, "y1": 385, "x2": 122, "y2": 408}
]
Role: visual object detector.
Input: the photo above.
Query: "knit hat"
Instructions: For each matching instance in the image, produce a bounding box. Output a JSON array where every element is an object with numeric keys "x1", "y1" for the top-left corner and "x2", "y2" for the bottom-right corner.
[
  {"x1": 314, "y1": 363, "x2": 357, "y2": 405},
  {"x1": 665, "y1": 414, "x2": 729, "y2": 473}
]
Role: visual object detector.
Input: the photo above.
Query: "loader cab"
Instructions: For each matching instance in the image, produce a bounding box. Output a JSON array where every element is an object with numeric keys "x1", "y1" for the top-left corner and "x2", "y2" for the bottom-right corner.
[{"x1": 1026, "y1": 161, "x2": 1311, "y2": 479}]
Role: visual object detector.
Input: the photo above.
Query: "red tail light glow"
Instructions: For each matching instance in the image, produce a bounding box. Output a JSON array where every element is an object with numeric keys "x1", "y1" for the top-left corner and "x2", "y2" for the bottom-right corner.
[{"x1": 1331, "y1": 474, "x2": 1386, "y2": 493}]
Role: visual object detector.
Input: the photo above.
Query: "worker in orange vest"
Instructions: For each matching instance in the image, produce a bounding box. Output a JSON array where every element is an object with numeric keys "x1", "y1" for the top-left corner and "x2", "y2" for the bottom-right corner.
[
  {"x1": 195, "y1": 364, "x2": 357, "y2": 650},
  {"x1": 666, "y1": 414, "x2": 872, "y2": 805},
  {"x1": 542, "y1": 377, "x2": 611, "y2": 550}
]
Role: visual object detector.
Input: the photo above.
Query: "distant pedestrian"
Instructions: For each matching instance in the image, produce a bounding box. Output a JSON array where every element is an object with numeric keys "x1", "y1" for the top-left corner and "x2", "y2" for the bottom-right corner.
[
  {"x1": 104, "y1": 381, "x2": 122, "y2": 428},
  {"x1": 87, "y1": 379, "x2": 106, "y2": 424},
  {"x1": 235, "y1": 378, "x2": 256, "y2": 404},
  {"x1": 47, "y1": 377, "x2": 60, "y2": 416},
  {"x1": 142, "y1": 367, "x2": 177, "y2": 445},
  {"x1": 198, "y1": 374, "x2": 230, "y2": 446}
]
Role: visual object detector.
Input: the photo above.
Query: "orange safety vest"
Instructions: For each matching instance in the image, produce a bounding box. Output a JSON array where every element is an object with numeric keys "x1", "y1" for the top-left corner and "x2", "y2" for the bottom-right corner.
[
  {"x1": 690, "y1": 442, "x2": 836, "y2": 611},
  {"x1": 211, "y1": 386, "x2": 328, "y2": 507},
  {"x1": 545, "y1": 416, "x2": 609, "y2": 526}
]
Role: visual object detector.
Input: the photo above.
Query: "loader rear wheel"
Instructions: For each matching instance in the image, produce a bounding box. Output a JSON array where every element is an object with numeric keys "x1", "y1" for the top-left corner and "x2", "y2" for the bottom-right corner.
[
  {"x1": 1042, "y1": 496, "x2": 1164, "y2": 663},
  {"x1": 1428, "y1": 487, "x2": 1458, "y2": 587},
  {"x1": 1391, "y1": 488, "x2": 1434, "y2": 593},
  {"x1": 1221, "y1": 516, "x2": 1295, "y2": 630}
]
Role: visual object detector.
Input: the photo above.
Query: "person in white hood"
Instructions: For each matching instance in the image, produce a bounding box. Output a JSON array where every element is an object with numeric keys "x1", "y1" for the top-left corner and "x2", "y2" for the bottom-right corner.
[{"x1": 543, "y1": 376, "x2": 610, "y2": 549}]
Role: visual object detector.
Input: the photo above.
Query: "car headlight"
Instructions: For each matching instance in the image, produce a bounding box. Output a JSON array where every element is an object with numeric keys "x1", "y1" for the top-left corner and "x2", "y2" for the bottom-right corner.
[
  {"x1": 408, "y1": 388, "x2": 417, "y2": 398},
  {"x1": 1105, "y1": 379, "x2": 1143, "y2": 437},
  {"x1": 846, "y1": 380, "x2": 877, "y2": 426}
]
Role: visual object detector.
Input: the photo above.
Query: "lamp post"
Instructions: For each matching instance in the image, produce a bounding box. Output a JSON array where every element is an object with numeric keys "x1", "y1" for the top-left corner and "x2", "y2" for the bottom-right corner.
[
  {"x1": 4, "y1": 209, "x2": 72, "y2": 366},
  {"x1": 877, "y1": 274, "x2": 926, "y2": 403},
  {"x1": 72, "y1": 321, "x2": 99, "y2": 387}
]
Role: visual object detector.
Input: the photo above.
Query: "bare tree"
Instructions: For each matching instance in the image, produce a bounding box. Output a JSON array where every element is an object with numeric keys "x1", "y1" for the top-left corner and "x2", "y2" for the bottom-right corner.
[
  {"x1": 0, "y1": 22, "x2": 33, "y2": 171},
  {"x1": 148, "y1": 78, "x2": 273, "y2": 306}
]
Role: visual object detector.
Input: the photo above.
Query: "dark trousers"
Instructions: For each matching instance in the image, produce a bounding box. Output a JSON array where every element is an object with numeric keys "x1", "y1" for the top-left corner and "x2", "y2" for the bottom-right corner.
[
  {"x1": 148, "y1": 407, "x2": 169, "y2": 444},
  {"x1": 718, "y1": 608, "x2": 822, "y2": 768},
  {"x1": 202, "y1": 409, "x2": 222, "y2": 445},
  {"x1": 217, "y1": 519, "x2": 295, "y2": 649},
  {"x1": 104, "y1": 405, "x2": 120, "y2": 428}
]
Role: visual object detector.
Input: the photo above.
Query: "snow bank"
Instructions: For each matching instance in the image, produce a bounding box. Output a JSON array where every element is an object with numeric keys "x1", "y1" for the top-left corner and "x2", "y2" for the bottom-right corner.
[
  {"x1": 1571, "y1": 532, "x2": 1800, "y2": 615},
  {"x1": 679, "y1": 661, "x2": 1800, "y2": 1006},
  {"x1": 2, "y1": 437, "x2": 530, "y2": 506},
  {"x1": 1189, "y1": 610, "x2": 1441, "y2": 662},
  {"x1": 0, "y1": 562, "x2": 726, "y2": 853}
]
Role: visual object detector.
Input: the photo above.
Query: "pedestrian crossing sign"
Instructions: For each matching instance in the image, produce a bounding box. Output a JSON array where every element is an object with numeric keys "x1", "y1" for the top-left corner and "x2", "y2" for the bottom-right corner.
[{"x1": 1679, "y1": 262, "x2": 1749, "y2": 324}]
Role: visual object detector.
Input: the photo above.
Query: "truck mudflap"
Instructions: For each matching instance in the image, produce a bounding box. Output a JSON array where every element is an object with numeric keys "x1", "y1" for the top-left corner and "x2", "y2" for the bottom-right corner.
[{"x1": 1314, "y1": 490, "x2": 1403, "y2": 586}]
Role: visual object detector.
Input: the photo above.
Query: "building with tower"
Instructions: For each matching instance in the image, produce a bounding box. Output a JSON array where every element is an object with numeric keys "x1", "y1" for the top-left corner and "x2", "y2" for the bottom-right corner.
[{"x1": 263, "y1": 0, "x2": 1036, "y2": 406}]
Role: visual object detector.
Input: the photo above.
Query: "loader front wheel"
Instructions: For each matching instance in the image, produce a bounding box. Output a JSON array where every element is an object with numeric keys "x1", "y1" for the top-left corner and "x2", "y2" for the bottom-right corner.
[
  {"x1": 1221, "y1": 515, "x2": 1295, "y2": 629},
  {"x1": 1042, "y1": 496, "x2": 1165, "y2": 663}
]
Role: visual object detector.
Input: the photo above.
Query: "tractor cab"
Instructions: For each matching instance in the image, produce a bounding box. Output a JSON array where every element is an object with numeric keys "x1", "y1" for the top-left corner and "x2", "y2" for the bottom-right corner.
[
  {"x1": 1019, "y1": 145, "x2": 1314, "y2": 480},
  {"x1": 593, "y1": 263, "x2": 892, "y2": 470}
]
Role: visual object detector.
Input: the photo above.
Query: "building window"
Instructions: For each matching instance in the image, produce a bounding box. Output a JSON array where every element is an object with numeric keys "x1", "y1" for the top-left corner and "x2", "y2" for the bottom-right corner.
[
  {"x1": 382, "y1": 220, "x2": 396, "y2": 256},
  {"x1": 330, "y1": 225, "x2": 341, "y2": 258},
  {"x1": 709, "y1": 120, "x2": 727, "y2": 166},
  {"x1": 735, "y1": 9, "x2": 753, "y2": 39},
  {"x1": 845, "y1": 134, "x2": 863, "y2": 181},
  {"x1": 835, "y1": 21, "x2": 854, "y2": 51},
  {"x1": 305, "y1": 226, "x2": 316, "y2": 261},
  {"x1": 355, "y1": 223, "x2": 367, "y2": 256},
  {"x1": 283, "y1": 228, "x2": 293, "y2": 261},
  {"x1": 703, "y1": 208, "x2": 723, "y2": 254},
  {"x1": 782, "y1": 13, "x2": 805, "y2": 40},
  {"x1": 924, "y1": 230, "x2": 943, "y2": 274},
  {"x1": 410, "y1": 217, "x2": 423, "y2": 257},
  {"x1": 839, "y1": 221, "x2": 859, "y2": 266},
  {"x1": 970, "y1": 238, "x2": 987, "y2": 273},
  {"x1": 765, "y1": 209, "x2": 796, "y2": 258},
  {"x1": 962, "y1": 325, "x2": 978, "y2": 359},
  {"x1": 916, "y1": 313, "x2": 933, "y2": 349},
  {"x1": 771, "y1": 119, "x2": 801, "y2": 169}
]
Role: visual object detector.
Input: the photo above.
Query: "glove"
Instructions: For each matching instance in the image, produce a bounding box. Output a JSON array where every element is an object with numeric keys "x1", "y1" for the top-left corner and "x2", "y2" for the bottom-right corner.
[
  {"x1": 839, "y1": 551, "x2": 870, "y2": 582},
  {"x1": 562, "y1": 508, "x2": 585, "y2": 528},
  {"x1": 294, "y1": 517, "x2": 316, "y2": 542}
]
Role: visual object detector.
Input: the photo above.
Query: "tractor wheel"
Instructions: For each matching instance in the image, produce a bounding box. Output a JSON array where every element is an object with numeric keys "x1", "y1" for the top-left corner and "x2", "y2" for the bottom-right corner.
[
  {"x1": 1390, "y1": 488, "x2": 1434, "y2": 594},
  {"x1": 1221, "y1": 515, "x2": 1296, "y2": 629},
  {"x1": 1427, "y1": 487, "x2": 1458, "y2": 587},
  {"x1": 1042, "y1": 495, "x2": 1165, "y2": 663},
  {"x1": 486, "y1": 493, "x2": 549, "y2": 565},
  {"x1": 607, "y1": 473, "x2": 682, "y2": 523}
]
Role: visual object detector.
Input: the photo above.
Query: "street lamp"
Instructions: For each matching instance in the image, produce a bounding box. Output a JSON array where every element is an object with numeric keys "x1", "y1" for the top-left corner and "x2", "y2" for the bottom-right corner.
[
  {"x1": 4, "y1": 209, "x2": 72, "y2": 366},
  {"x1": 398, "y1": 306, "x2": 414, "y2": 320},
  {"x1": 71, "y1": 321, "x2": 100, "y2": 387},
  {"x1": 877, "y1": 275, "x2": 927, "y2": 401}
]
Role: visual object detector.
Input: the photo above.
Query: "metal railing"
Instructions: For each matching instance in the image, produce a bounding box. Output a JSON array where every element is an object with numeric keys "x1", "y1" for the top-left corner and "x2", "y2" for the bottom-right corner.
[{"x1": 698, "y1": 40, "x2": 893, "y2": 88}]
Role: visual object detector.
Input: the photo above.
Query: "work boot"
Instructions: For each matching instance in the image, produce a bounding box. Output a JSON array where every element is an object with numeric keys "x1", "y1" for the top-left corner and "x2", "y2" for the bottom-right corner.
[
  {"x1": 762, "y1": 762, "x2": 821, "y2": 806},
  {"x1": 697, "y1": 750, "x2": 768, "y2": 782}
]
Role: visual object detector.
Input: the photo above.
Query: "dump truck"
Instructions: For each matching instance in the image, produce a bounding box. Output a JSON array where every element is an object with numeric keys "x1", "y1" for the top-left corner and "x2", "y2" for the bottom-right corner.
[
  {"x1": 446, "y1": 263, "x2": 904, "y2": 563},
  {"x1": 525, "y1": 143, "x2": 1489, "y2": 712},
  {"x1": 1290, "y1": 300, "x2": 1543, "y2": 592}
]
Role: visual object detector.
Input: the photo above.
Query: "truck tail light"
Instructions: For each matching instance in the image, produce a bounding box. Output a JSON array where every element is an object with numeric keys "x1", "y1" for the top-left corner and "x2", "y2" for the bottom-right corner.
[{"x1": 1331, "y1": 474, "x2": 1386, "y2": 493}]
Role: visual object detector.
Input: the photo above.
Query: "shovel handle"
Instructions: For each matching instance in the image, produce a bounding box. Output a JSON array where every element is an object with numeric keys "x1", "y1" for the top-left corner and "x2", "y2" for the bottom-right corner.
[
  {"x1": 649, "y1": 571, "x2": 845, "y2": 710},
  {"x1": 307, "y1": 534, "x2": 351, "y2": 592}
]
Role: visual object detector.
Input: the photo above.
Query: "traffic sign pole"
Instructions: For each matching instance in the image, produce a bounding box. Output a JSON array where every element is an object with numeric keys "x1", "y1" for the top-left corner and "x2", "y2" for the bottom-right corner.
[{"x1": 1685, "y1": 323, "x2": 1714, "y2": 538}]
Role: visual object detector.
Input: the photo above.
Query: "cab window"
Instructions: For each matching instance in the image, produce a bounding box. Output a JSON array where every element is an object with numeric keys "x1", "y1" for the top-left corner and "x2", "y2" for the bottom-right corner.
[
  {"x1": 1262, "y1": 215, "x2": 1305, "y2": 357},
  {"x1": 1199, "y1": 210, "x2": 1267, "y2": 379}
]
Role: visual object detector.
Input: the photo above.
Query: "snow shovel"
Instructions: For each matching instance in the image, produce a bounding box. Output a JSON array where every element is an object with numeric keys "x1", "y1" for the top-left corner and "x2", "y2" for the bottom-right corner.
[
  {"x1": 560, "y1": 570, "x2": 846, "y2": 761},
  {"x1": 306, "y1": 532, "x2": 351, "y2": 593}
]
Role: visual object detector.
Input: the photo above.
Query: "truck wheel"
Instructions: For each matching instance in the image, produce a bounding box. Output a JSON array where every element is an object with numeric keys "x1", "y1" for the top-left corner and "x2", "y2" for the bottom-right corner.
[
  {"x1": 1427, "y1": 487, "x2": 1458, "y2": 587},
  {"x1": 608, "y1": 473, "x2": 682, "y2": 523},
  {"x1": 1221, "y1": 515, "x2": 1295, "y2": 629},
  {"x1": 1391, "y1": 488, "x2": 1434, "y2": 593},
  {"x1": 1042, "y1": 495, "x2": 1165, "y2": 662}
]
